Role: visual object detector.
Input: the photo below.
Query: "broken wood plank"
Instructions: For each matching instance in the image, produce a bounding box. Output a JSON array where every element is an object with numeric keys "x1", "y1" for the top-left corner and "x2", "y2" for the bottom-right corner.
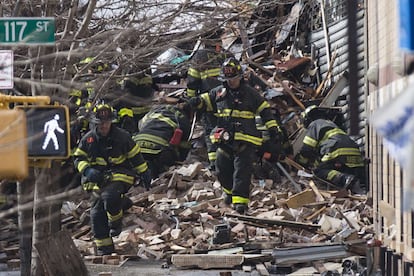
[
  {"x1": 285, "y1": 189, "x2": 315, "y2": 209},
  {"x1": 224, "y1": 213, "x2": 320, "y2": 231},
  {"x1": 171, "y1": 254, "x2": 244, "y2": 269}
]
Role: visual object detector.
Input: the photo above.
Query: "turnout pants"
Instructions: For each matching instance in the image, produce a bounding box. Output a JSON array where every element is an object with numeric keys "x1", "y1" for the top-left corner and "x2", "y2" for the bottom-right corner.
[
  {"x1": 215, "y1": 143, "x2": 255, "y2": 205},
  {"x1": 90, "y1": 181, "x2": 127, "y2": 247}
]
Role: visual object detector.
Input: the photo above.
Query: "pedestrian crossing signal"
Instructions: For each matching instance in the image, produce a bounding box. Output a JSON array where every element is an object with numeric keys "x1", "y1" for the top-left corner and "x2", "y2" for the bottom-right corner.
[{"x1": 15, "y1": 105, "x2": 70, "y2": 159}]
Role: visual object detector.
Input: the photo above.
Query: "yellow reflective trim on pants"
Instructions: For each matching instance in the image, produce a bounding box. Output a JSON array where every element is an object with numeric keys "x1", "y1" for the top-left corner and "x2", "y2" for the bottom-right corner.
[
  {"x1": 95, "y1": 237, "x2": 113, "y2": 247},
  {"x1": 232, "y1": 196, "x2": 249, "y2": 204},
  {"x1": 107, "y1": 209, "x2": 123, "y2": 222},
  {"x1": 327, "y1": 170, "x2": 340, "y2": 181},
  {"x1": 135, "y1": 163, "x2": 148, "y2": 173},
  {"x1": 223, "y1": 188, "x2": 232, "y2": 195},
  {"x1": 112, "y1": 173, "x2": 135, "y2": 184},
  {"x1": 208, "y1": 152, "x2": 217, "y2": 161},
  {"x1": 303, "y1": 136, "x2": 318, "y2": 148},
  {"x1": 77, "y1": 161, "x2": 89, "y2": 173},
  {"x1": 234, "y1": 132, "x2": 262, "y2": 146}
]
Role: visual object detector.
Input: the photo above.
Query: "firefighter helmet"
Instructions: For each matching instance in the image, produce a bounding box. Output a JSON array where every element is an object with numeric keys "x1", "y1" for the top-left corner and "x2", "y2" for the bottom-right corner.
[
  {"x1": 301, "y1": 105, "x2": 345, "y2": 128},
  {"x1": 220, "y1": 57, "x2": 242, "y2": 80},
  {"x1": 91, "y1": 104, "x2": 115, "y2": 123}
]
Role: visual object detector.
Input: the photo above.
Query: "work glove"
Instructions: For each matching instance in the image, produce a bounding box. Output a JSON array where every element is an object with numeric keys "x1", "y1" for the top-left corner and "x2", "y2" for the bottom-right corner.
[
  {"x1": 84, "y1": 167, "x2": 104, "y2": 183},
  {"x1": 140, "y1": 169, "x2": 152, "y2": 191},
  {"x1": 82, "y1": 182, "x2": 98, "y2": 192}
]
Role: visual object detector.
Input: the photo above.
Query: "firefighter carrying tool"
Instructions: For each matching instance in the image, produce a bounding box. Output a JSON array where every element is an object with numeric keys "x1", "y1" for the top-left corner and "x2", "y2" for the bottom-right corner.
[{"x1": 73, "y1": 104, "x2": 152, "y2": 255}]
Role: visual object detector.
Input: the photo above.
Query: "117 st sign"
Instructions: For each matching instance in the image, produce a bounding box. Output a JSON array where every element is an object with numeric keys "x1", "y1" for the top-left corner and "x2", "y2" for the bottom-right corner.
[{"x1": 0, "y1": 17, "x2": 55, "y2": 45}]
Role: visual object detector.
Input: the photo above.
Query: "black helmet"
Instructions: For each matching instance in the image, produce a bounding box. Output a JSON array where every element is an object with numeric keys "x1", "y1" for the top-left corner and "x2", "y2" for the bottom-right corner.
[
  {"x1": 301, "y1": 105, "x2": 344, "y2": 128},
  {"x1": 91, "y1": 104, "x2": 115, "y2": 123},
  {"x1": 220, "y1": 57, "x2": 242, "y2": 80}
]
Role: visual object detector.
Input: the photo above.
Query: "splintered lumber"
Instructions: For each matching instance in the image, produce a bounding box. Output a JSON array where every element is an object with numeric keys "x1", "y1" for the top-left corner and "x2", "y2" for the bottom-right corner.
[
  {"x1": 171, "y1": 254, "x2": 244, "y2": 269},
  {"x1": 34, "y1": 230, "x2": 88, "y2": 276},
  {"x1": 285, "y1": 189, "x2": 315, "y2": 208},
  {"x1": 224, "y1": 213, "x2": 320, "y2": 232}
]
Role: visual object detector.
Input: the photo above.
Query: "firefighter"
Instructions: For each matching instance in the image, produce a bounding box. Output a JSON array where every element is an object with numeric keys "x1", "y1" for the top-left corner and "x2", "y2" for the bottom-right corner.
[
  {"x1": 186, "y1": 37, "x2": 233, "y2": 170},
  {"x1": 132, "y1": 104, "x2": 192, "y2": 178},
  {"x1": 183, "y1": 57, "x2": 282, "y2": 214},
  {"x1": 113, "y1": 70, "x2": 155, "y2": 134},
  {"x1": 73, "y1": 104, "x2": 152, "y2": 255},
  {"x1": 295, "y1": 105, "x2": 366, "y2": 194}
]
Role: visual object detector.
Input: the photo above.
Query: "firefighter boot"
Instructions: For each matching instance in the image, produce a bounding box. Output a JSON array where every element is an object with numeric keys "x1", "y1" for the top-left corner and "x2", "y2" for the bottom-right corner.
[
  {"x1": 233, "y1": 203, "x2": 247, "y2": 214},
  {"x1": 344, "y1": 175, "x2": 366, "y2": 195},
  {"x1": 223, "y1": 193, "x2": 232, "y2": 205},
  {"x1": 109, "y1": 219, "x2": 123, "y2": 237},
  {"x1": 122, "y1": 196, "x2": 133, "y2": 212},
  {"x1": 97, "y1": 243, "x2": 115, "y2": 256}
]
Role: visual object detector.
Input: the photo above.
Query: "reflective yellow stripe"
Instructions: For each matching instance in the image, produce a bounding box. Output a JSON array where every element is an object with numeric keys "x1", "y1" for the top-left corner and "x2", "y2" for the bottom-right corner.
[
  {"x1": 112, "y1": 173, "x2": 135, "y2": 184},
  {"x1": 232, "y1": 196, "x2": 249, "y2": 204},
  {"x1": 107, "y1": 209, "x2": 123, "y2": 222},
  {"x1": 109, "y1": 155, "x2": 126, "y2": 165},
  {"x1": 217, "y1": 109, "x2": 255, "y2": 119},
  {"x1": 201, "y1": 93, "x2": 213, "y2": 111},
  {"x1": 188, "y1": 67, "x2": 201, "y2": 78},
  {"x1": 303, "y1": 136, "x2": 318, "y2": 148},
  {"x1": 320, "y1": 128, "x2": 347, "y2": 143},
  {"x1": 199, "y1": 68, "x2": 221, "y2": 79},
  {"x1": 147, "y1": 113, "x2": 177, "y2": 128},
  {"x1": 223, "y1": 188, "x2": 232, "y2": 195},
  {"x1": 119, "y1": 108, "x2": 133, "y2": 118},
  {"x1": 131, "y1": 106, "x2": 151, "y2": 115},
  {"x1": 321, "y1": 148, "x2": 363, "y2": 162},
  {"x1": 136, "y1": 134, "x2": 169, "y2": 147},
  {"x1": 187, "y1": 88, "x2": 196, "y2": 97},
  {"x1": 77, "y1": 161, "x2": 89, "y2": 173},
  {"x1": 210, "y1": 134, "x2": 220, "y2": 143},
  {"x1": 127, "y1": 144, "x2": 141, "y2": 159},
  {"x1": 135, "y1": 163, "x2": 148, "y2": 173},
  {"x1": 95, "y1": 237, "x2": 113, "y2": 247},
  {"x1": 73, "y1": 147, "x2": 88, "y2": 157},
  {"x1": 95, "y1": 157, "x2": 107, "y2": 166},
  {"x1": 257, "y1": 101, "x2": 270, "y2": 113},
  {"x1": 234, "y1": 132, "x2": 262, "y2": 146},
  {"x1": 141, "y1": 148, "x2": 162, "y2": 155},
  {"x1": 297, "y1": 154, "x2": 309, "y2": 165},
  {"x1": 208, "y1": 152, "x2": 217, "y2": 161},
  {"x1": 265, "y1": 120, "x2": 278, "y2": 129},
  {"x1": 327, "y1": 170, "x2": 340, "y2": 181}
]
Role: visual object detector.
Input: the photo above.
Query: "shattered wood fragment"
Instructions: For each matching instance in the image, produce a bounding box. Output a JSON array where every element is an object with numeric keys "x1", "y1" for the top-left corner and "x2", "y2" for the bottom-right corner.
[
  {"x1": 286, "y1": 189, "x2": 315, "y2": 209},
  {"x1": 225, "y1": 213, "x2": 319, "y2": 231},
  {"x1": 171, "y1": 254, "x2": 244, "y2": 269}
]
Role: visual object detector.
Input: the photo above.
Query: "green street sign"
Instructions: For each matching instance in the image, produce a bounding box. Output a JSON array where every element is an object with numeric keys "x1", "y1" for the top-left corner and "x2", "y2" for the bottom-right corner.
[{"x1": 0, "y1": 17, "x2": 55, "y2": 45}]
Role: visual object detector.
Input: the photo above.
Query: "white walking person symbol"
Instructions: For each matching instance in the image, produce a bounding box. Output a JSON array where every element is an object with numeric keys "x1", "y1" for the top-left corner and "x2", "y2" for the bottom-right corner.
[{"x1": 42, "y1": 114, "x2": 65, "y2": 150}]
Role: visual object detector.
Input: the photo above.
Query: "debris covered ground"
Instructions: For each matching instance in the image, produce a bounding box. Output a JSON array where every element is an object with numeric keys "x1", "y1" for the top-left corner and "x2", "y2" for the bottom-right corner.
[{"x1": 0, "y1": 1, "x2": 374, "y2": 275}]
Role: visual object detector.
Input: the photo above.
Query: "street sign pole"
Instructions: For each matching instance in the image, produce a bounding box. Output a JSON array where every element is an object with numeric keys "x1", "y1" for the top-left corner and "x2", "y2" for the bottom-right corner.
[{"x1": 0, "y1": 17, "x2": 55, "y2": 45}]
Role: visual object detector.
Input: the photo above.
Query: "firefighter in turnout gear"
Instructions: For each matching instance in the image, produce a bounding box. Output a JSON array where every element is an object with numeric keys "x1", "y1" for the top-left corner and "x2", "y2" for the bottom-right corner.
[
  {"x1": 185, "y1": 57, "x2": 282, "y2": 214},
  {"x1": 295, "y1": 105, "x2": 366, "y2": 194},
  {"x1": 113, "y1": 71, "x2": 155, "y2": 134},
  {"x1": 186, "y1": 38, "x2": 232, "y2": 170},
  {"x1": 133, "y1": 104, "x2": 192, "y2": 178},
  {"x1": 73, "y1": 104, "x2": 152, "y2": 255}
]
